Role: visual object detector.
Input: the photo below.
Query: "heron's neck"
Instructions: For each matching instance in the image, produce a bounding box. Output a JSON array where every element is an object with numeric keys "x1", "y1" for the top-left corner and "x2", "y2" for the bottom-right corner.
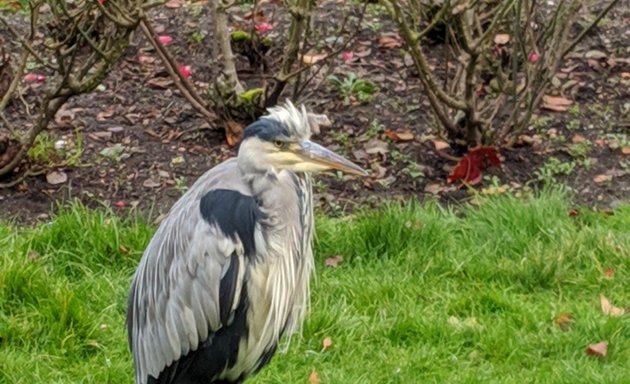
[{"x1": 244, "y1": 170, "x2": 311, "y2": 223}]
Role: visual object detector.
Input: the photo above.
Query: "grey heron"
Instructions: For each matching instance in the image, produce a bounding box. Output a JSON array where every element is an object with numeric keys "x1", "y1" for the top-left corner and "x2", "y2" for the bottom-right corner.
[{"x1": 127, "y1": 101, "x2": 366, "y2": 384}]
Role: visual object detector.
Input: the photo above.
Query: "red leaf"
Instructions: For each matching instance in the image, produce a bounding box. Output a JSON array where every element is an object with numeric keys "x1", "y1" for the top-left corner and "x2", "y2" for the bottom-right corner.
[{"x1": 447, "y1": 146, "x2": 501, "y2": 185}]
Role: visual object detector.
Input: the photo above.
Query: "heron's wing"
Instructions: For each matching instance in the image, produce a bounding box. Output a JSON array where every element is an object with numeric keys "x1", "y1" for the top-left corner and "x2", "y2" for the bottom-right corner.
[{"x1": 127, "y1": 176, "x2": 263, "y2": 383}]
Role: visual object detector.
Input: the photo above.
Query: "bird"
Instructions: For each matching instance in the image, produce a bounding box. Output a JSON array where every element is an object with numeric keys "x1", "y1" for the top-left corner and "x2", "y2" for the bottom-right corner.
[{"x1": 126, "y1": 101, "x2": 366, "y2": 384}]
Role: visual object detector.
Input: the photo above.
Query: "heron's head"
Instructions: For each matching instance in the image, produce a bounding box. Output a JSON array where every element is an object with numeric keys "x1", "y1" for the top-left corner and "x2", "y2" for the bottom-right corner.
[{"x1": 238, "y1": 101, "x2": 367, "y2": 176}]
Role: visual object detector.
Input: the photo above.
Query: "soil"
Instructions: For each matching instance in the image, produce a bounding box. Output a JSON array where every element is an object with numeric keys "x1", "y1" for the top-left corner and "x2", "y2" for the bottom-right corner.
[{"x1": 0, "y1": 1, "x2": 629, "y2": 223}]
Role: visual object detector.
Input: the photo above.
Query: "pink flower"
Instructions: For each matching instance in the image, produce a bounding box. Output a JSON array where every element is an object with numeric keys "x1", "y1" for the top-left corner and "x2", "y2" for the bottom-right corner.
[
  {"x1": 255, "y1": 23, "x2": 273, "y2": 33},
  {"x1": 178, "y1": 65, "x2": 192, "y2": 78},
  {"x1": 115, "y1": 201, "x2": 125, "y2": 208},
  {"x1": 158, "y1": 35, "x2": 173, "y2": 45},
  {"x1": 342, "y1": 52, "x2": 354, "y2": 61},
  {"x1": 24, "y1": 73, "x2": 46, "y2": 82},
  {"x1": 529, "y1": 53, "x2": 540, "y2": 63}
]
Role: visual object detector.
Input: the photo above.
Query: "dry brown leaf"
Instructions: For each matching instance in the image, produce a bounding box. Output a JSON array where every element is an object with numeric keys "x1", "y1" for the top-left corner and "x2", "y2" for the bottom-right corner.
[
  {"x1": 225, "y1": 121, "x2": 244, "y2": 147},
  {"x1": 364, "y1": 139, "x2": 389, "y2": 155},
  {"x1": 378, "y1": 34, "x2": 403, "y2": 49},
  {"x1": 600, "y1": 295, "x2": 625, "y2": 317},
  {"x1": 46, "y1": 171, "x2": 67, "y2": 185},
  {"x1": 147, "y1": 77, "x2": 174, "y2": 89},
  {"x1": 302, "y1": 53, "x2": 327, "y2": 65},
  {"x1": 384, "y1": 129, "x2": 414, "y2": 142},
  {"x1": 322, "y1": 337, "x2": 332, "y2": 351},
  {"x1": 55, "y1": 108, "x2": 75, "y2": 128},
  {"x1": 143, "y1": 178, "x2": 161, "y2": 188},
  {"x1": 554, "y1": 312, "x2": 573, "y2": 330},
  {"x1": 586, "y1": 340, "x2": 608, "y2": 357},
  {"x1": 424, "y1": 183, "x2": 443, "y2": 195},
  {"x1": 572, "y1": 134, "x2": 586, "y2": 143},
  {"x1": 165, "y1": 0, "x2": 185, "y2": 8},
  {"x1": 308, "y1": 368, "x2": 320, "y2": 384},
  {"x1": 324, "y1": 255, "x2": 343, "y2": 267},
  {"x1": 622, "y1": 147, "x2": 630, "y2": 155},
  {"x1": 584, "y1": 50, "x2": 607, "y2": 60},
  {"x1": 593, "y1": 174, "x2": 612, "y2": 183},
  {"x1": 542, "y1": 95, "x2": 573, "y2": 112},
  {"x1": 27, "y1": 250, "x2": 40, "y2": 262},
  {"x1": 494, "y1": 33, "x2": 510, "y2": 45},
  {"x1": 96, "y1": 108, "x2": 115, "y2": 122},
  {"x1": 432, "y1": 140, "x2": 450, "y2": 151}
]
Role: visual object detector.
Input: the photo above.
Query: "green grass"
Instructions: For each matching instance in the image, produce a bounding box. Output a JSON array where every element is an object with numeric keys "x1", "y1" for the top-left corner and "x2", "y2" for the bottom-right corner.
[{"x1": 1, "y1": 192, "x2": 629, "y2": 383}]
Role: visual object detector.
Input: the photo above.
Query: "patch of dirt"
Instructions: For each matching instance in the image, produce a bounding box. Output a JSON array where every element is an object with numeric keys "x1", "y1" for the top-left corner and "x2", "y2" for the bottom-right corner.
[{"x1": 0, "y1": 2, "x2": 629, "y2": 223}]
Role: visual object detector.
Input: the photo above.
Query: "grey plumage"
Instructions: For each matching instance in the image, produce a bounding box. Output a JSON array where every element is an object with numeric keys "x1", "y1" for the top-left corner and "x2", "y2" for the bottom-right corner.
[{"x1": 127, "y1": 102, "x2": 365, "y2": 383}]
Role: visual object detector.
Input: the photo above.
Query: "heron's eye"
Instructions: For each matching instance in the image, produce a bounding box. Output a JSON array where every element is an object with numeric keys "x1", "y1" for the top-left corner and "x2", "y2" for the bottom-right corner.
[{"x1": 274, "y1": 141, "x2": 285, "y2": 149}]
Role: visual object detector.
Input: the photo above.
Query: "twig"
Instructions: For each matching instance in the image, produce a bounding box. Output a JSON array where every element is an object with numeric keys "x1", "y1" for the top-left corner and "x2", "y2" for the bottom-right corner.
[
  {"x1": 0, "y1": 169, "x2": 45, "y2": 189},
  {"x1": 140, "y1": 19, "x2": 218, "y2": 124},
  {"x1": 0, "y1": 51, "x2": 29, "y2": 111},
  {"x1": 0, "y1": 110, "x2": 18, "y2": 136},
  {"x1": 387, "y1": 0, "x2": 466, "y2": 110},
  {"x1": 561, "y1": 0, "x2": 621, "y2": 58},
  {"x1": 0, "y1": 16, "x2": 58, "y2": 71}
]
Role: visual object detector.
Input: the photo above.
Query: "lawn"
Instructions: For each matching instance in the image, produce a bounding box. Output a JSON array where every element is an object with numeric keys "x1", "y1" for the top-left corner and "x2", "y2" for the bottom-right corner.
[{"x1": 1, "y1": 192, "x2": 629, "y2": 383}]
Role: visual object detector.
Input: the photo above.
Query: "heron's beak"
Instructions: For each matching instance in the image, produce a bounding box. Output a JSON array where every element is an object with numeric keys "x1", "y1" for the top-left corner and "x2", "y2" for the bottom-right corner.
[{"x1": 297, "y1": 140, "x2": 368, "y2": 176}]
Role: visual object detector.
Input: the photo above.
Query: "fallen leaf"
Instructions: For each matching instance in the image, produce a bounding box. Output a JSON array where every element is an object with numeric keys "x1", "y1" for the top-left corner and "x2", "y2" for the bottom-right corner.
[
  {"x1": 46, "y1": 171, "x2": 67, "y2": 185},
  {"x1": 55, "y1": 107, "x2": 75, "y2": 128},
  {"x1": 568, "y1": 208, "x2": 579, "y2": 217},
  {"x1": 494, "y1": 33, "x2": 510, "y2": 45},
  {"x1": 302, "y1": 53, "x2": 327, "y2": 64},
  {"x1": 324, "y1": 255, "x2": 343, "y2": 267},
  {"x1": 378, "y1": 34, "x2": 403, "y2": 49},
  {"x1": 364, "y1": 138, "x2": 389, "y2": 155},
  {"x1": 593, "y1": 174, "x2": 612, "y2": 183},
  {"x1": 158, "y1": 35, "x2": 173, "y2": 45},
  {"x1": 143, "y1": 178, "x2": 161, "y2": 188},
  {"x1": 424, "y1": 183, "x2": 444, "y2": 195},
  {"x1": 542, "y1": 95, "x2": 573, "y2": 112},
  {"x1": 254, "y1": 22, "x2": 273, "y2": 33},
  {"x1": 604, "y1": 267, "x2": 615, "y2": 278},
  {"x1": 572, "y1": 134, "x2": 586, "y2": 143},
  {"x1": 322, "y1": 337, "x2": 332, "y2": 351},
  {"x1": 584, "y1": 50, "x2": 607, "y2": 60},
  {"x1": 119, "y1": 245, "x2": 129, "y2": 254},
  {"x1": 165, "y1": 0, "x2": 184, "y2": 8},
  {"x1": 622, "y1": 147, "x2": 630, "y2": 155},
  {"x1": 27, "y1": 250, "x2": 40, "y2": 262},
  {"x1": 147, "y1": 77, "x2": 174, "y2": 89},
  {"x1": 178, "y1": 65, "x2": 192, "y2": 78},
  {"x1": 600, "y1": 295, "x2": 625, "y2": 317},
  {"x1": 447, "y1": 146, "x2": 501, "y2": 185},
  {"x1": 586, "y1": 340, "x2": 608, "y2": 357},
  {"x1": 383, "y1": 129, "x2": 414, "y2": 142},
  {"x1": 308, "y1": 368, "x2": 320, "y2": 384},
  {"x1": 554, "y1": 312, "x2": 573, "y2": 330},
  {"x1": 225, "y1": 121, "x2": 244, "y2": 146},
  {"x1": 23, "y1": 72, "x2": 46, "y2": 82},
  {"x1": 405, "y1": 220, "x2": 422, "y2": 230},
  {"x1": 96, "y1": 108, "x2": 115, "y2": 121},
  {"x1": 432, "y1": 140, "x2": 450, "y2": 151},
  {"x1": 621, "y1": 72, "x2": 630, "y2": 78}
]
